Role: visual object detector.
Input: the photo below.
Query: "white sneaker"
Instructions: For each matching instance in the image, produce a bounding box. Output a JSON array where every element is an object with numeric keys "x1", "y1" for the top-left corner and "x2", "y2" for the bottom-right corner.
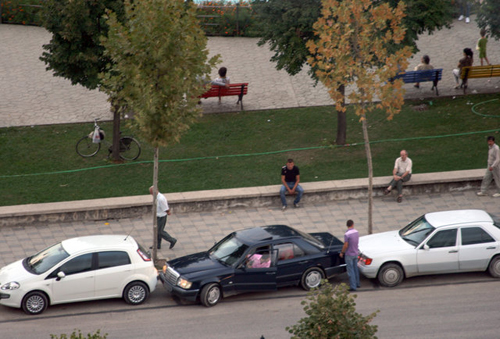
[
  {"x1": 477, "y1": 192, "x2": 487, "y2": 196},
  {"x1": 465, "y1": 17, "x2": 470, "y2": 23},
  {"x1": 458, "y1": 15, "x2": 464, "y2": 21},
  {"x1": 493, "y1": 193, "x2": 500, "y2": 198}
]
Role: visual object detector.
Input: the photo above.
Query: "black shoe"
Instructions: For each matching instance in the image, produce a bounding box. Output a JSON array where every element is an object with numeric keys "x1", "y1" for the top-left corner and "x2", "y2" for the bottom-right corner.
[
  {"x1": 149, "y1": 245, "x2": 161, "y2": 250},
  {"x1": 169, "y1": 240, "x2": 177, "y2": 249},
  {"x1": 349, "y1": 288, "x2": 357, "y2": 292}
]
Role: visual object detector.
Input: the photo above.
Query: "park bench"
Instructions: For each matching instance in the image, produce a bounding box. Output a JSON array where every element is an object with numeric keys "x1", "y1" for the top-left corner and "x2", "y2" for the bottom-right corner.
[
  {"x1": 201, "y1": 83, "x2": 249, "y2": 110},
  {"x1": 393, "y1": 69, "x2": 443, "y2": 96},
  {"x1": 459, "y1": 64, "x2": 500, "y2": 94}
]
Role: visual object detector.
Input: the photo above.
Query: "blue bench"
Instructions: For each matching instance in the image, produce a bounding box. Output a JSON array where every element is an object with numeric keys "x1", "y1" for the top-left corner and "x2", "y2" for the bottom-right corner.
[{"x1": 393, "y1": 69, "x2": 443, "y2": 96}]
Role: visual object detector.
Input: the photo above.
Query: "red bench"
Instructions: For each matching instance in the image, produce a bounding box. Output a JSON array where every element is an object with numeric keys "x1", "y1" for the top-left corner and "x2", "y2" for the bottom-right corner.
[{"x1": 201, "y1": 83, "x2": 249, "y2": 110}]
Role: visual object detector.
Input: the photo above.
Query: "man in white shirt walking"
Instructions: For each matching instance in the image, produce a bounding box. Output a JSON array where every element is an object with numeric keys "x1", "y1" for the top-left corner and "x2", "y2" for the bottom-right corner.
[
  {"x1": 384, "y1": 150, "x2": 412, "y2": 203},
  {"x1": 150, "y1": 186, "x2": 177, "y2": 250},
  {"x1": 477, "y1": 136, "x2": 500, "y2": 198}
]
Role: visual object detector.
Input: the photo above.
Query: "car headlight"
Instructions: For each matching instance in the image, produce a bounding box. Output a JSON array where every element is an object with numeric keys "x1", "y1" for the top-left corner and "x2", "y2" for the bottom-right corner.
[
  {"x1": 1, "y1": 281, "x2": 20, "y2": 290},
  {"x1": 177, "y1": 278, "x2": 192, "y2": 289}
]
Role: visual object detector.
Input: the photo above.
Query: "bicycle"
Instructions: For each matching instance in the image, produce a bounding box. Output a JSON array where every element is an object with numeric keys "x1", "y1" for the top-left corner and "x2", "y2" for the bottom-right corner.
[{"x1": 76, "y1": 118, "x2": 141, "y2": 160}]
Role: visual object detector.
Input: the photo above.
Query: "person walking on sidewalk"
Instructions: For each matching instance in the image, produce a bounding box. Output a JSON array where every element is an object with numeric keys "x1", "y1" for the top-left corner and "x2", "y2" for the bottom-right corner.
[
  {"x1": 384, "y1": 150, "x2": 413, "y2": 203},
  {"x1": 477, "y1": 136, "x2": 500, "y2": 197},
  {"x1": 339, "y1": 220, "x2": 360, "y2": 292},
  {"x1": 280, "y1": 158, "x2": 304, "y2": 210},
  {"x1": 150, "y1": 186, "x2": 177, "y2": 249}
]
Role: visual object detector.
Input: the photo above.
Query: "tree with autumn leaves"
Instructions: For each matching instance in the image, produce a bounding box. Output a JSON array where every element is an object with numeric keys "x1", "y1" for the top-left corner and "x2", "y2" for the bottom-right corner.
[{"x1": 307, "y1": 0, "x2": 412, "y2": 234}]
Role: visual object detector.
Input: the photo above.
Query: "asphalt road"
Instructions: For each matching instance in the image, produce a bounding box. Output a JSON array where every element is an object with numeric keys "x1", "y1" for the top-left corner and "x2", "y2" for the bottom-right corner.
[{"x1": 1, "y1": 272, "x2": 499, "y2": 339}]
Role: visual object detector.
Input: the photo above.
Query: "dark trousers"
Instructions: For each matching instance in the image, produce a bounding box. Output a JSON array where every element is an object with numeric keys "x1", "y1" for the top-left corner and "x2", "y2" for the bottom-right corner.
[
  {"x1": 157, "y1": 215, "x2": 176, "y2": 248},
  {"x1": 389, "y1": 173, "x2": 411, "y2": 195}
]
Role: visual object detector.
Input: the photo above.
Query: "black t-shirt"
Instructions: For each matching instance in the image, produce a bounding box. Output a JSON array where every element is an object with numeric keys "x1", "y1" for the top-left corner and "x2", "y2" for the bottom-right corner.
[{"x1": 281, "y1": 165, "x2": 300, "y2": 182}]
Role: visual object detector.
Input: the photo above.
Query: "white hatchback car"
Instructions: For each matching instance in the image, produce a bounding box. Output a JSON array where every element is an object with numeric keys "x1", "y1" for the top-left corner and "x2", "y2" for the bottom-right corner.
[
  {"x1": 0, "y1": 235, "x2": 157, "y2": 315},
  {"x1": 358, "y1": 209, "x2": 500, "y2": 287}
]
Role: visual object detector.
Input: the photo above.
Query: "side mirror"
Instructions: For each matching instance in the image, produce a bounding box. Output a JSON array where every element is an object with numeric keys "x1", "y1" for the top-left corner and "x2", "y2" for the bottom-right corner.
[
  {"x1": 56, "y1": 271, "x2": 66, "y2": 281},
  {"x1": 423, "y1": 244, "x2": 430, "y2": 251}
]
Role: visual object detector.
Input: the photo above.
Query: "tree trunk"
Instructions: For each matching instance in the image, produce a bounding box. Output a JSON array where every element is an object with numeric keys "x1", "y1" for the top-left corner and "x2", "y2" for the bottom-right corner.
[
  {"x1": 152, "y1": 147, "x2": 159, "y2": 262},
  {"x1": 111, "y1": 105, "x2": 122, "y2": 162},
  {"x1": 336, "y1": 85, "x2": 347, "y2": 145},
  {"x1": 361, "y1": 111, "x2": 373, "y2": 234}
]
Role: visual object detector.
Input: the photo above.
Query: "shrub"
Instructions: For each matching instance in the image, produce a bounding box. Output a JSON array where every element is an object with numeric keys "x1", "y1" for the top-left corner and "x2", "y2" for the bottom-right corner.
[
  {"x1": 50, "y1": 329, "x2": 107, "y2": 339},
  {"x1": 0, "y1": 0, "x2": 44, "y2": 25},
  {"x1": 286, "y1": 282, "x2": 379, "y2": 339}
]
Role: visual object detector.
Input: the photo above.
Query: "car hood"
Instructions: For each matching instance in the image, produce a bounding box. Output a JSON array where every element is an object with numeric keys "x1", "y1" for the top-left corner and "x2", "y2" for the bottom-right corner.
[
  {"x1": 0, "y1": 259, "x2": 35, "y2": 284},
  {"x1": 168, "y1": 252, "x2": 227, "y2": 276},
  {"x1": 359, "y1": 230, "x2": 414, "y2": 255}
]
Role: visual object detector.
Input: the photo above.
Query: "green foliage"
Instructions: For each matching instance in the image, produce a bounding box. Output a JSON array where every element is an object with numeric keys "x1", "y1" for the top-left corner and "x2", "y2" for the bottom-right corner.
[
  {"x1": 252, "y1": 0, "x2": 454, "y2": 79},
  {"x1": 0, "y1": 0, "x2": 44, "y2": 25},
  {"x1": 101, "y1": 0, "x2": 220, "y2": 148},
  {"x1": 50, "y1": 329, "x2": 107, "y2": 339},
  {"x1": 39, "y1": 0, "x2": 125, "y2": 90},
  {"x1": 287, "y1": 282, "x2": 379, "y2": 339},
  {"x1": 252, "y1": 0, "x2": 322, "y2": 77},
  {"x1": 477, "y1": 0, "x2": 500, "y2": 40},
  {"x1": 196, "y1": 1, "x2": 262, "y2": 37}
]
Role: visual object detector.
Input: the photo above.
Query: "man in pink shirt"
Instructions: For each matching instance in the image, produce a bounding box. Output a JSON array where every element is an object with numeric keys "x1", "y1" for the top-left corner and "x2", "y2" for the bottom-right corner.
[{"x1": 340, "y1": 220, "x2": 360, "y2": 291}]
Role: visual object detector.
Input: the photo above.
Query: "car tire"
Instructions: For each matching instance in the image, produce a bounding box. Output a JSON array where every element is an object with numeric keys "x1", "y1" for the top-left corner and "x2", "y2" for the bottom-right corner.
[
  {"x1": 301, "y1": 267, "x2": 325, "y2": 290},
  {"x1": 377, "y1": 263, "x2": 404, "y2": 287},
  {"x1": 22, "y1": 291, "x2": 48, "y2": 315},
  {"x1": 200, "y1": 283, "x2": 221, "y2": 307},
  {"x1": 124, "y1": 281, "x2": 149, "y2": 305},
  {"x1": 488, "y1": 256, "x2": 500, "y2": 278}
]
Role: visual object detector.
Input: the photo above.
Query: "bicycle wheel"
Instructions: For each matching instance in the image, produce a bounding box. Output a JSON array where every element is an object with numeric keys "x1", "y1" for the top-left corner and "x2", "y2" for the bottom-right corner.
[
  {"x1": 76, "y1": 136, "x2": 100, "y2": 157},
  {"x1": 119, "y1": 136, "x2": 141, "y2": 160}
]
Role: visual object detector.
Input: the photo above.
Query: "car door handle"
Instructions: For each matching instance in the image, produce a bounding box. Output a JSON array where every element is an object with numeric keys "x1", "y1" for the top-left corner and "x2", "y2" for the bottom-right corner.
[
  {"x1": 298, "y1": 261, "x2": 309, "y2": 264},
  {"x1": 266, "y1": 272, "x2": 276, "y2": 275},
  {"x1": 448, "y1": 250, "x2": 458, "y2": 253},
  {"x1": 486, "y1": 247, "x2": 496, "y2": 250}
]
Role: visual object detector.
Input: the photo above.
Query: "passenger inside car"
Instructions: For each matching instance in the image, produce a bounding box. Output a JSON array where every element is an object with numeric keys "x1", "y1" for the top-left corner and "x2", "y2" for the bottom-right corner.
[{"x1": 247, "y1": 253, "x2": 271, "y2": 268}]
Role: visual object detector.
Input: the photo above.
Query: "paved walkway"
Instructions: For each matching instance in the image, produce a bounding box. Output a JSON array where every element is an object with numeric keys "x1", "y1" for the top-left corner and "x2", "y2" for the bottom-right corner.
[
  {"x1": 1, "y1": 16, "x2": 500, "y2": 127},
  {"x1": 1, "y1": 190, "x2": 498, "y2": 268}
]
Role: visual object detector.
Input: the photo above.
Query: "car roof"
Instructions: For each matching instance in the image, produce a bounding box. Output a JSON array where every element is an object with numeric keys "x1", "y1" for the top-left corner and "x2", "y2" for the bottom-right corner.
[
  {"x1": 425, "y1": 209, "x2": 493, "y2": 228},
  {"x1": 61, "y1": 235, "x2": 137, "y2": 255},
  {"x1": 234, "y1": 225, "x2": 303, "y2": 245}
]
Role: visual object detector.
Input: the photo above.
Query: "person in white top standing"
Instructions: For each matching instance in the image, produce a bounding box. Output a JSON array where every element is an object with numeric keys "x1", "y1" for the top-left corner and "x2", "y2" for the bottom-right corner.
[
  {"x1": 149, "y1": 186, "x2": 177, "y2": 250},
  {"x1": 477, "y1": 136, "x2": 500, "y2": 198},
  {"x1": 384, "y1": 150, "x2": 413, "y2": 203}
]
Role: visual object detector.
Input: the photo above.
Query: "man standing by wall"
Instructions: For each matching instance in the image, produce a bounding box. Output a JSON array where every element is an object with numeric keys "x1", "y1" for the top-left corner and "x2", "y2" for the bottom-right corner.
[
  {"x1": 339, "y1": 220, "x2": 360, "y2": 292},
  {"x1": 280, "y1": 158, "x2": 304, "y2": 210},
  {"x1": 150, "y1": 186, "x2": 177, "y2": 250},
  {"x1": 477, "y1": 136, "x2": 500, "y2": 197}
]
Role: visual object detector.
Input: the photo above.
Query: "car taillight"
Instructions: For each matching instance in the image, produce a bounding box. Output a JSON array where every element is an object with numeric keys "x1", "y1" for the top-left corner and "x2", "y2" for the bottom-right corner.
[
  {"x1": 358, "y1": 255, "x2": 372, "y2": 266},
  {"x1": 137, "y1": 248, "x2": 151, "y2": 261}
]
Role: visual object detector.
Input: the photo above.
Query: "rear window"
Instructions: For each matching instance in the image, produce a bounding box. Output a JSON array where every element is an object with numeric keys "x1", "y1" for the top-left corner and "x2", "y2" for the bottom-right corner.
[
  {"x1": 489, "y1": 213, "x2": 500, "y2": 229},
  {"x1": 98, "y1": 251, "x2": 131, "y2": 269}
]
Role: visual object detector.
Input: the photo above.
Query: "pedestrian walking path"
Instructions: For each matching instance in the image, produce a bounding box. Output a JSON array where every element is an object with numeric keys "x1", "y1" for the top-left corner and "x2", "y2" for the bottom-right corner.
[
  {"x1": 0, "y1": 189, "x2": 498, "y2": 269},
  {"x1": 1, "y1": 16, "x2": 499, "y2": 128}
]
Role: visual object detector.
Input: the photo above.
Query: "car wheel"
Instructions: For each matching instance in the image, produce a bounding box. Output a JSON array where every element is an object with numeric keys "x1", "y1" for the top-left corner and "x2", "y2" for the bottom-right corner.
[
  {"x1": 301, "y1": 267, "x2": 325, "y2": 290},
  {"x1": 22, "y1": 291, "x2": 48, "y2": 315},
  {"x1": 200, "y1": 283, "x2": 221, "y2": 307},
  {"x1": 378, "y1": 263, "x2": 404, "y2": 287},
  {"x1": 124, "y1": 282, "x2": 149, "y2": 305},
  {"x1": 488, "y1": 256, "x2": 500, "y2": 278}
]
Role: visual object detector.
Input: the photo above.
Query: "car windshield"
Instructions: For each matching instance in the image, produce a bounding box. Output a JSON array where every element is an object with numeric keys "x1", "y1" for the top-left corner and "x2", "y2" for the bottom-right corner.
[
  {"x1": 24, "y1": 242, "x2": 70, "y2": 274},
  {"x1": 399, "y1": 215, "x2": 435, "y2": 246},
  {"x1": 209, "y1": 234, "x2": 249, "y2": 266}
]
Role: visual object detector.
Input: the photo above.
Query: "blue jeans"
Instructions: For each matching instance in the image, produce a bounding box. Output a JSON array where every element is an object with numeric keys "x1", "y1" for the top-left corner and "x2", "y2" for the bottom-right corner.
[
  {"x1": 460, "y1": 0, "x2": 470, "y2": 17},
  {"x1": 280, "y1": 182, "x2": 303, "y2": 206},
  {"x1": 345, "y1": 254, "x2": 360, "y2": 290}
]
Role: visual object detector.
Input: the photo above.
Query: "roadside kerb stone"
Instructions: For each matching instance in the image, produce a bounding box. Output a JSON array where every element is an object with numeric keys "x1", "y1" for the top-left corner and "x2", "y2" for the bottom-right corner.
[{"x1": 0, "y1": 169, "x2": 484, "y2": 228}]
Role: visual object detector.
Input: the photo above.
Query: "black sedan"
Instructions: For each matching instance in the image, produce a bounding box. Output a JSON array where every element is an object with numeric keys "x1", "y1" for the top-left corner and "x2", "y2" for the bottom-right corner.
[{"x1": 159, "y1": 225, "x2": 345, "y2": 307}]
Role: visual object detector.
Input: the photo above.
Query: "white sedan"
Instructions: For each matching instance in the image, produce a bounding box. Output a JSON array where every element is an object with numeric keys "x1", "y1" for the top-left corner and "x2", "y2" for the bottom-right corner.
[
  {"x1": 358, "y1": 209, "x2": 500, "y2": 287},
  {"x1": 0, "y1": 235, "x2": 157, "y2": 315}
]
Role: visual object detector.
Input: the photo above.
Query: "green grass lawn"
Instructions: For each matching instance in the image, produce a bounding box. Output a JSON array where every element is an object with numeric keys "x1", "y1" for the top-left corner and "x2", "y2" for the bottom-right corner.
[{"x1": 1, "y1": 93, "x2": 499, "y2": 206}]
